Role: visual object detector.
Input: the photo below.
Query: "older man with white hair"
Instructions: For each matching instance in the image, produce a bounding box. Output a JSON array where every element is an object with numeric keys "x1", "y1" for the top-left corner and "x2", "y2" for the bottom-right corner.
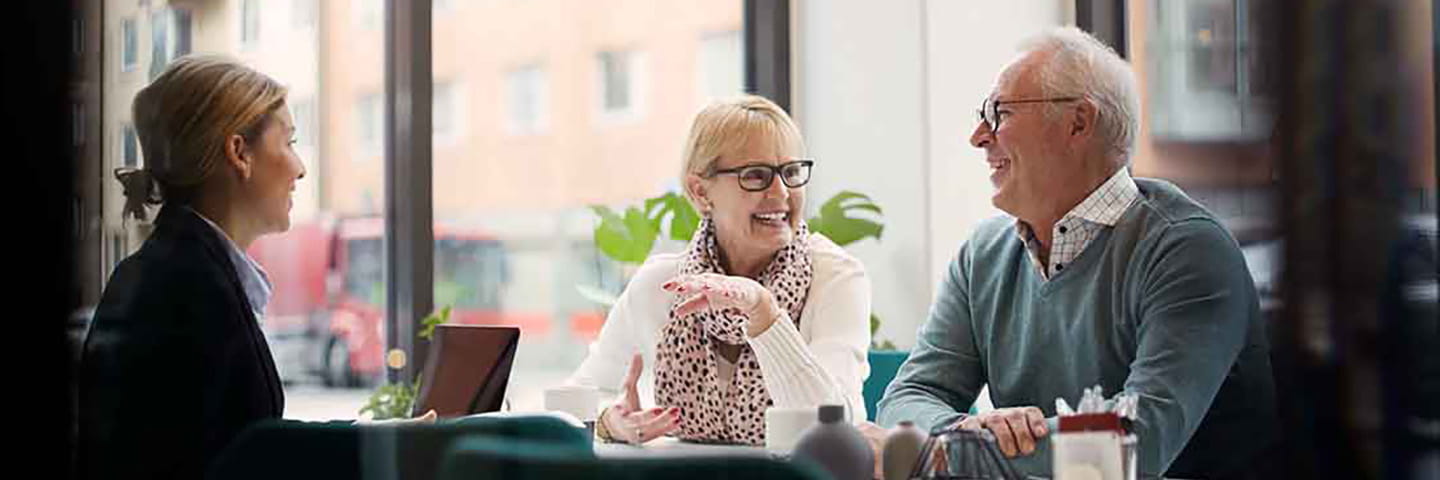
[{"x1": 876, "y1": 27, "x2": 1278, "y2": 478}]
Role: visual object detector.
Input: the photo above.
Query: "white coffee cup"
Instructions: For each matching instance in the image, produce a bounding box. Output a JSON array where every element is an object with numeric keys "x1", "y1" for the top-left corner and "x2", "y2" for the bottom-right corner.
[
  {"x1": 544, "y1": 385, "x2": 600, "y2": 436},
  {"x1": 765, "y1": 406, "x2": 821, "y2": 452}
]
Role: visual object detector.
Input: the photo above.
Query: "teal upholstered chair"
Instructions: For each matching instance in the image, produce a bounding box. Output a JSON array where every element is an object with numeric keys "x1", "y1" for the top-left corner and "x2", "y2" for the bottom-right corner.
[
  {"x1": 208, "y1": 414, "x2": 591, "y2": 480},
  {"x1": 441, "y1": 437, "x2": 829, "y2": 480},
  {"x1": 863, "y1": 350, "x2": 910, "y2": 421}
]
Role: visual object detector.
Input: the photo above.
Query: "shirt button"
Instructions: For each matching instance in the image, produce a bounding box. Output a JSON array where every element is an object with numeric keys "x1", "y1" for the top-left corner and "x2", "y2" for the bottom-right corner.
[
  {"x1": 1055, "y1": 263, "x2": 1064, "y2": 271},
  {"x1": 1059, "y1": 226, "x2": 1068, "y2": 234}
]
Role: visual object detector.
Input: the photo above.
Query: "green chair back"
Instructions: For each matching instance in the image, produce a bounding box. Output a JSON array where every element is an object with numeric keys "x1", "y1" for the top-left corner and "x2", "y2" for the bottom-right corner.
[
  {"x1": 863, "y1": 350, "x2": 910, "y2": 421},
  {"x1": 441, "y1": 437, "x2": 830, "y2": 480},
  {"x1": 208, "y1": 414, "x2": 591, "y2": 480}
]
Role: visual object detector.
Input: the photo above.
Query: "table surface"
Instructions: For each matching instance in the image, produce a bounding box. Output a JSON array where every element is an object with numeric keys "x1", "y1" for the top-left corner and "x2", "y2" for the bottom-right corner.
[{"x1": 594, "y1": 437, "x2": 784, "y2": 459}]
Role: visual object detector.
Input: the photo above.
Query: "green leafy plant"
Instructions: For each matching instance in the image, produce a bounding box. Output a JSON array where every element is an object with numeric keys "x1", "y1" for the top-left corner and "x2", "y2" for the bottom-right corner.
[
  {"x1": 586, "y1": 190, "x2": 899, "y2": 349},
  {"x1": 358, "y1": 305, "x2": 452, "y2": 420},
  {"x1": 590, "y1": 190, "x2": 883, "y2": 264}
]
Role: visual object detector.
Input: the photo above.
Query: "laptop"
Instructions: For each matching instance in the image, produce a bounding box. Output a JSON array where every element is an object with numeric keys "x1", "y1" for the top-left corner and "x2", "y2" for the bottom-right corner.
[{"x1": 411, "y1": 325, "x2": 520, "y2": 417}]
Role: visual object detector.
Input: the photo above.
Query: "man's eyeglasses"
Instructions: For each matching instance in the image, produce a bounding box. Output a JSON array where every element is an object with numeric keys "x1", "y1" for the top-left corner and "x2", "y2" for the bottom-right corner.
[
  {"x1": 708, "y1": 159, "x2": 815, "y2": 192},
  {"x1": 977, "y1": 96, "x2": 1081, "y2": 132}
]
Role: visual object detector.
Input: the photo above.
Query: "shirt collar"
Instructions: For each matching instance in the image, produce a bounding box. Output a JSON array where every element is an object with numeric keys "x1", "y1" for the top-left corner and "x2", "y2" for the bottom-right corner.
[
  {"x1": 1011, "y1": 167, "x2": 1140, "y2": 240},
  {"x1": 186, "y1": 207, "x2": 273, "y2": 320},
  {"x1": 1068, "y1": 167, "x2": 1140, "y2": 227}
]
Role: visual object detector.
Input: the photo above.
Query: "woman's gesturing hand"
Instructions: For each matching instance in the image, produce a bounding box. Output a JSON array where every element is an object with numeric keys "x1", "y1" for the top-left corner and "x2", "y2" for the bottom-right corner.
[
  {"x1": 663, "y1": 273, "x2": 783, "y2": 338},
  {"x1": 600, "y1": 353, "x2": 681, "y2": 444}
]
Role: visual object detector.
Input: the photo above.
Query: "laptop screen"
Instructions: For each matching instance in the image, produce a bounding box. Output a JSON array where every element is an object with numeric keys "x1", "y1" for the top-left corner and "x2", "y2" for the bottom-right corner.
[{"x1": 411, "y1": 325, "x2": 520, "y2": 417}]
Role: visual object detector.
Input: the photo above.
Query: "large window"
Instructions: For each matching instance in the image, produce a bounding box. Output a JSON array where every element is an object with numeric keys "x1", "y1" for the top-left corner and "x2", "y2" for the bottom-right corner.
[
  {"x1": 100, "y1": 0, "x2": 380, "y2": 419},
  {"x1": 432, "y1": 0, "x2": 744, "y2": 411}
]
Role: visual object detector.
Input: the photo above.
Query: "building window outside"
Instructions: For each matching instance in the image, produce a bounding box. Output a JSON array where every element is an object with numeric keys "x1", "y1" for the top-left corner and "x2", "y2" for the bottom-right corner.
[
  {"x1": 597, "y1": 50, "x2": 634, "y2": 115},
  {"x1": 356, "y1": 0, "x2": 382, "y2": 31},
  {"x1": 173, "y1": 9, "x2": 191, "y2": 57},
  {"x1": 121, "y1": 124, "x2": 140, "y2": 168},
  {"x1": 293, "y1": 0, "x2": 316, "y2": 29},
  {"x1": 241, "y1": 0, "x2": 260, "y2": 48},
  {"x1": 433, "y1": 81, "x2": 464, "y2": 146},
  {"x1": 291, "y1": 98, "x2": 316, "y2": 148},
  {"x1": 120, "y1": 18, "x2": 137, "y2": 72},
  {"x1": 1147, "y1": 0, "x2": 1273, "y2": 141},
  {"x1": 147, "y1": 8, "x2": 192, "y2": 80},
  {"x1": 356, "y1": 93, "x2": 383, "y2": 158},
  {"x1": 698, "y1": 30, "x2": 743, "y2": 102},
  {"x1": 147, "y1": 9, "x2": 169, "y2": 80},
  {"x1": 505, "y1": 65, "x2": 549, "y2": 135}
]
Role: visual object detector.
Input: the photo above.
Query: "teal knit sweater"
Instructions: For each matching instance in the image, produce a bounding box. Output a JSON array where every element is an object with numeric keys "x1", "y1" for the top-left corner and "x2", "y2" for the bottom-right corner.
[{"x1": 877, "y1": 178, "x2": 1277, "y2": 478}]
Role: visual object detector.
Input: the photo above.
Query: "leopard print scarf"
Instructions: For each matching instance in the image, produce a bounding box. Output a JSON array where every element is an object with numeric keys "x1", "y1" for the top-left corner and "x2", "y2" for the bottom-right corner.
[{"x1": 654, "y1": 216, "x2": 813, "y2": 445}]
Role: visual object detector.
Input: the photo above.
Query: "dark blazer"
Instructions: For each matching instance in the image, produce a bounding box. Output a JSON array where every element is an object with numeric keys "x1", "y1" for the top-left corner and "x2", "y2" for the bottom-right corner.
[{"x1": 78, "y1": 205, "x2": 284, "y2": 480}]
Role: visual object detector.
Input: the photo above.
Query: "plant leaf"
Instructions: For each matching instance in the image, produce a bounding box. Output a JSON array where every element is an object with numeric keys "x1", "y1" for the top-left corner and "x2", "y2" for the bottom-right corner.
[
  {"x1": 418, "y1": 304, "x2": 451, "y2": 341},
  {"x1": 622, "y1": 207, "x2": 660, "y2": 258},
  {"x1": 808, "y1": 191, "x2": 885, "y2": 247},
  {"x1": 645, "y1": 192, "x2": 700, "y2": 241},
  {"x1": 590, "y1": 205, "x2": 656, "y2": 264}
]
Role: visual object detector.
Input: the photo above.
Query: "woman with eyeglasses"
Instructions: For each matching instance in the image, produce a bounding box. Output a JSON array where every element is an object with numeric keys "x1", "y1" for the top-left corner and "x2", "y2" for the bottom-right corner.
[{"x1": 567, "y1": 95, "x2": 872, "y2": 446}]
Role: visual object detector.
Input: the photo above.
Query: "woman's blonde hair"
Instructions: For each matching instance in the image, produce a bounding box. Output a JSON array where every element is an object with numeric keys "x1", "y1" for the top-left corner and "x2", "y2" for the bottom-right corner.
[
  {"x1": 117, "y1": 55, "x2": 288, "y2": 221},
  {"x1": 679, "y1": 95, "x2": 805, "y2": 206}
]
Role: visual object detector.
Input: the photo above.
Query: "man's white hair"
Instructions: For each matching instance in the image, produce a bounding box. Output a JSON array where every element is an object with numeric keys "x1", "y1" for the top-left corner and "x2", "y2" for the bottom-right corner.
[{"x1": 1019, "y1": 26, "x2": 1141, "y2": 164}]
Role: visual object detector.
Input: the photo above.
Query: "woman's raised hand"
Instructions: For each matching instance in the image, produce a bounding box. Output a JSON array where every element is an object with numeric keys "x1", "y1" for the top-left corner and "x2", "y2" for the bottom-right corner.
[
  {"x1": 663, "y1": 273, "x2": 783, "y2": 337},
  {"x1": 600, "y1": 353, "x2": 681, "y2": 444}
]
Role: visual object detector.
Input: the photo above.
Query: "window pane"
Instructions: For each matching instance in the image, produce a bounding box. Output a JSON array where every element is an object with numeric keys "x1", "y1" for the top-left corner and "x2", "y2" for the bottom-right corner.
[
  {"x1": 101, "y1": 0, "x2": 384, "y2": 420},
  {"x1": 432, "y1": 0, "x2": 744, "y2": 412},
  {"x1": 241, "y1": 0, "x2": 259, "y2": 47},
  {"x1": 121, "y1": 124, "x2": 138, "y2": 167},
  {"x1": 599, "y1": 50, "x2": 632, "y2": 112},
  {"x1": 699, "y1": 30, "x2": 743, "y2": 102},
  {"x1": 120, "y1": 18, "x2": 136, "y2": 71},
  {"x1": 505, "y1": 65, "x2": 548, "y2": 135}
]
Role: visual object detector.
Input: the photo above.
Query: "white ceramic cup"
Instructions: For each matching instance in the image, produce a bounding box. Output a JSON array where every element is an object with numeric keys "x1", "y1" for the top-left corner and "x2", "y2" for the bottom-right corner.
[
  {"x1": 765, "y1": 406, "x2": 820, "y2": 452},
  {"x1": 544, "y1": 385, "x2": 600, "y2": 436}
]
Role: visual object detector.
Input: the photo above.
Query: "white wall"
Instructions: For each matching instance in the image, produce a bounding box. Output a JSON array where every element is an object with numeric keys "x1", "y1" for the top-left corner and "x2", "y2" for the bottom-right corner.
[{"x1": 796, "y1": 1, "x2": 1070, "y2": 349}]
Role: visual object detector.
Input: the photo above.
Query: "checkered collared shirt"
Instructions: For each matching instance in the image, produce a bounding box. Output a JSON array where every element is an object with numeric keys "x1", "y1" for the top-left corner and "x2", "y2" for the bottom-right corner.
[{"x1": 1016, "y1": 168, "x2": 1141, "y2": 281}]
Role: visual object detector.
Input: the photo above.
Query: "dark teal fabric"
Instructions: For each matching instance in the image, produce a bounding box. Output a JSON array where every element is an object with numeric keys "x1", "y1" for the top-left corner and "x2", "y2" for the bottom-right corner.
[
  {"x1": 208, "y1": 415, "x2": 592, "y2": 480},
  {"x1": 441, "y1": 437, "x2": 829, "y2": 480},
  {"x1": 862, "y1": 350, "x2": 909, "y2": 421}
]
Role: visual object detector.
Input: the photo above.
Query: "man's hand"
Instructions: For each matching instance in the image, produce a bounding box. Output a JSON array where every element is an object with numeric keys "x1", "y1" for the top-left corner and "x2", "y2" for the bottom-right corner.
[
  {"x1": 957, "y1": 407, "x2": 1049, "y2": 457},
  {"x1": 856, "y1": 421, "x2": 887, "y2": 480}
]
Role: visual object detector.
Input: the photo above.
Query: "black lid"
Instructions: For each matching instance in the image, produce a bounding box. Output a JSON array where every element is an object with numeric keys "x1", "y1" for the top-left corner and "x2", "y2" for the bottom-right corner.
[{"x1": 817, "y1": 404, "x2": 845, "y2": 423}]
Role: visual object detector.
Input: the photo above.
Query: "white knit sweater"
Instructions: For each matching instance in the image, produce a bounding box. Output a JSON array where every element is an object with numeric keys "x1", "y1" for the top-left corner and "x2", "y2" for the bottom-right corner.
[{"x1": 566, "y1": 233, "x2": 872, "y2": 420}]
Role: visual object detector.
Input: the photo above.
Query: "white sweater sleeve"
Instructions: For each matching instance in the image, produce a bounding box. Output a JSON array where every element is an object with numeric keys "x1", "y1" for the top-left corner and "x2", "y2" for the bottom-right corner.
[
  {"x1": 747, "y1": 238, "x2": 872, "y2": 420},
  {"x1": 565, "y1": 255, "x2": 676, "y2": 401}
]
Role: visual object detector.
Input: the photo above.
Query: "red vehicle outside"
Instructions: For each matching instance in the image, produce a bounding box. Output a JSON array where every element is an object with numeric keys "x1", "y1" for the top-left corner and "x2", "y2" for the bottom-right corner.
[{"x1": 248, "y1": 216, "x2": 548, "y2": 386}]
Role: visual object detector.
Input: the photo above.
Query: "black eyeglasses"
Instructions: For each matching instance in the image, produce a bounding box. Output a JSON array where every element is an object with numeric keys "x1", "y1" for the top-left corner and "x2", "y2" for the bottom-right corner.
[
  {"x1": 708, "y1": 159, "x2": 815, "y2": 192},
  {"x1": 977, "y1": 96, "x2": 1081, "y2": 132}
]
